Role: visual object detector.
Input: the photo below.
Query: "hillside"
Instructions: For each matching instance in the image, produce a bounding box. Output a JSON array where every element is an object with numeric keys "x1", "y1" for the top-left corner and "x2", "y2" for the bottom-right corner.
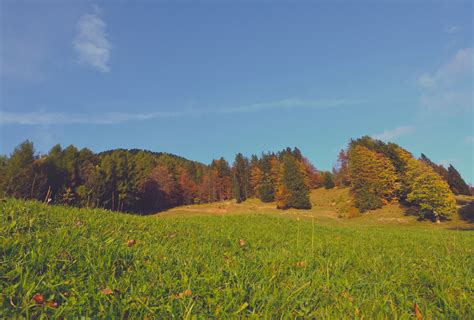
[
  {"x1": 165, "y1": 187, "x2": 474, "y2": 229},
  {"x1": 2, "y1": 191, "x2": 472, "y2": 318}
]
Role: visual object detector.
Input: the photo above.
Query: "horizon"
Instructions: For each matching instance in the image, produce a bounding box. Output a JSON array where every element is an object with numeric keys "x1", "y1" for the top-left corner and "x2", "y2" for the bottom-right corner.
[{"x1": 1, "y1": 1, "x2": 473, "y2": 183}]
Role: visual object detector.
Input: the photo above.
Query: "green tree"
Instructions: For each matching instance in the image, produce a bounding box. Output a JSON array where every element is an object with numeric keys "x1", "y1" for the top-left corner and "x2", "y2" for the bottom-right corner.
[
  {"x1": 446, "y1": 164, "x2": 471, "y2": 195},
  {"x1": 276, "y1": 155, "x2": 311, "y2": 209},
  {"x1": 232, "y1": 153, "x2": 250, "y2": 203},
  {"x1": 322, "y1": 172, "x2": 335, "y2": 189},
  {"x1": 2, "y1": 140, "x2": 36, "y2": 198}
]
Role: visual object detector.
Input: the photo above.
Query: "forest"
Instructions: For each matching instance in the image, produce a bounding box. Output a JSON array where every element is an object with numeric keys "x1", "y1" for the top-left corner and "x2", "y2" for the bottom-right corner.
[{"x1": 0, "y1": 136, "x2": 471, "y2": 221}]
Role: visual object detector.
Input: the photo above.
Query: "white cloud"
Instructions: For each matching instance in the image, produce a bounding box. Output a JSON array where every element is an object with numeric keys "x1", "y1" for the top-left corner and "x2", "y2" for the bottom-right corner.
[
  {"x1": 372, "y1": 126, "x2": 415, "y2": 141},
  {"x1": 73, "y1": 9, "x2": 111, "y2": 72},
  {"x1": 0, "y1": 111, "x2": 180, "y2": 125},
  {"x1": 0, "y1": 97, "x2": 361, "y2": 126},
  {"x1": 446, "y1": 26, "x2": 461, "y2": 34},
  {"x1": 417, "y1": 48, "x2": 473, "y2": 112},
  {"x1": 220, "y1": 98, "x2": 362, "y2": 114},
  {"x1": 466, "y1": 136, "x2": 474, "y2": 144},
  {"x1": 417, "y1": 48, "x2": 473, "y2": 88},
  {"x1": 420, "y1": 90, "x2": 471, "y2": 111},
  {"x1": 417, "y1": 74, "x2": 436, "y2": 88}
]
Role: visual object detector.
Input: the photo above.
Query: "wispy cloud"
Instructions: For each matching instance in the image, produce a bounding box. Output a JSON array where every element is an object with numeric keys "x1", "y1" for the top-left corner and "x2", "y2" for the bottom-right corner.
[
  {"x1": 372, "y1": 126, "x2": 415, "y2": 141},
  {"x1": 446, "y1": 25, "x2": 461, "y2": 34},
  {"x1": 466, "y1": 136, "x2": 474, "y2": 145},
  {"x1": 0, "y1": 111, "x2": 180, "y2": 125},
  {"x1": 417, "y1": 48, "x2": 473, "y2": 88},
  {"x1": 417, "y1": 48, "x2": 473, "y2": 112},
  {"x1": 219, "y1": 98, "x2": 362, "y2": 114},
  {"x1": 0, "y1": 97, "x2": 361, "y2": 126},
  {"x1": 73, "y1": 7, "x2": 111, "y2": 72}
]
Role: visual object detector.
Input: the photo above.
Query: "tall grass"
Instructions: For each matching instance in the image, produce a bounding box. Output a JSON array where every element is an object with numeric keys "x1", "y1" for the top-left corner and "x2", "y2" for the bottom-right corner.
[{"x1": 1, "y1": 199, "x2": 473, "y2": 318}]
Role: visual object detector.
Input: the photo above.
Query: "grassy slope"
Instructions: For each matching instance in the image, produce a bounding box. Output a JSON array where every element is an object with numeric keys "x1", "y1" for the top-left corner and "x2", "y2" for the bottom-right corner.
[{"x1": 1, "y1": 189, "x2": 473, "y2": 318}]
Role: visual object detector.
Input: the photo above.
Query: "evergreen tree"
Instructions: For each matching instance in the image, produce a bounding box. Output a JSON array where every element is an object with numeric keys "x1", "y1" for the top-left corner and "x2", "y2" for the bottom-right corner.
[
  {"x1": 276, "y1": 155, "x2": 311, "y2": 209},
  {"x1": 446, "y1": 164, "x2": 471, "y2": 195},
  {"x1": 258, "y1": 154, "x2": 276, "y2": 202},
  {"x1": 232, "y1": 153, "x2": 249, "y2": 203},
  {"x1": 322, "y1": 172, "x2": 335, "y2": 189},
  {"x1": 419, "y1": 153, "x2": 449, "y2": 181}
]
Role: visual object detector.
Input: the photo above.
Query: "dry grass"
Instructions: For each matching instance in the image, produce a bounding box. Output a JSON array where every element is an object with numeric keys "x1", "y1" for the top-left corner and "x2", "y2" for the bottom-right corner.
[{"x1": 162, "y1": 188, "x2": 473, "y2": 229}]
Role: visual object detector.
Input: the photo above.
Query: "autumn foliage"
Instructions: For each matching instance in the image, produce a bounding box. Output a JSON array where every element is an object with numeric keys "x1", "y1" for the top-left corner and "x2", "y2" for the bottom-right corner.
[
  {"x1": 344, "y1": 136, "x2": 459, "y2": 220},
  {"x1": 0, "y1": 138, "x2": 466, "y2": 220}
]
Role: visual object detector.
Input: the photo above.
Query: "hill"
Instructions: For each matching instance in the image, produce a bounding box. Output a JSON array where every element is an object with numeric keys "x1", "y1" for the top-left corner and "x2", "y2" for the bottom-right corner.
[
  {"x1": 165, "y1": 188, "x2": 474, "y2": 228},
  {"x1": 1, "y1": 191, "x2": 473, "y2": 318}
]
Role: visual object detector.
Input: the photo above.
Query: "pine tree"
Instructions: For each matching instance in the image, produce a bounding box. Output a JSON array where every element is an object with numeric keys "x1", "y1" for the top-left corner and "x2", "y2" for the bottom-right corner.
[
  {"x1": 257, "y1": 154, "x2": 276, "y2": 202},
  {"x1": 446, "y1": 164, "x2": 471, "y2": 195},
  {"x1": 276, "y1": 155, "x2": 311, "y2": 209},
  {"x1": 419, "y1": 153, "x2": 449, "y2": 181},
  {"x1": 232, "y1": 153, "x2": 249, "y2": 203},
  {"x1": 322, "y1": 172, "x2": 335, "y2": 189}
]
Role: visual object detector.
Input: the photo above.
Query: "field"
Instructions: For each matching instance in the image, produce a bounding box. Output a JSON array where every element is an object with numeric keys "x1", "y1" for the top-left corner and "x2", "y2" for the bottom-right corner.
[{"x1": 1, "y1": 188, "x2": 473, "y2": 318}]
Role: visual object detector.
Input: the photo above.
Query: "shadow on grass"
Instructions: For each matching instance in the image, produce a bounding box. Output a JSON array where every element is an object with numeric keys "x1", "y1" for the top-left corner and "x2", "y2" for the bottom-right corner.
[
  {"x1": 458, "y1": 200, "x2": 474, "y2": 224},
  {"x1": 401, "y1": 203, "x2": 452, "y2": 222},
  {"x1": 447, "y1": 226, "x2": 474, "y2": 231}
]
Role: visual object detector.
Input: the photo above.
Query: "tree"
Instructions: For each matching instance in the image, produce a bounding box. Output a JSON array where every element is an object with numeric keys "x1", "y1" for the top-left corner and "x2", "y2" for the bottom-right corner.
[
  {"x1": 348, "y1": 145, "x2": 400, "y2": 212},
  {"x1": 249, "y1": 155, "x2": 263, "y2": 198},
  {"x1": 406, "y1": 159, "x2": 457, "y2": 222},
  {"x1": 276, "y1": 155, "x2": 311, "y2": 209},
  {"x1": 199, "y1": 169, "x2": 219, "y2": 203},
  {"x1": 211, "y1": 158, "x2": 232, "y2": 201},
  {"x1": 333, "y1": 149, "x2": 351, "y2": 187},
  {"x1": 2, "y1": 140, "x2": 36, "y2": 198},
  {"x1": 322, "y1": 171, "x2": 335, "y2": 189},
  {"x1": 232, "y1": 153, "x2": 250, "y2": 203},
  {"x1": 258, "y1": 154, "x2": 276, "y2": 202},
  {"x1": 148, "y1": 165, "x2": 182, "y2": 210},
  {"x1": 301, "y1": 157, "x2": 321, "y2": 189},
  {"x1": 178, "y1": 166, "x2": 198, "y2": 204},
  {"x1": 446, "y1": 164, "x2": 471, "y2": 195}
]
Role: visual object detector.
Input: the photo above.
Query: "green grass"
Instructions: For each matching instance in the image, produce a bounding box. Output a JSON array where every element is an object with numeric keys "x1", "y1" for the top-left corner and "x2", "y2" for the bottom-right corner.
[{"x1": 1, "y1": 196, "x2": 473, "y2": 319}]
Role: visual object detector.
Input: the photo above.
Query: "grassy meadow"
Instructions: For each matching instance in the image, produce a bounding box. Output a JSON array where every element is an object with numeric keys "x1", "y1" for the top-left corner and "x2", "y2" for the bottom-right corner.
[{"x1": 1, "y1": 188, "x2": 473, "y2": 318}]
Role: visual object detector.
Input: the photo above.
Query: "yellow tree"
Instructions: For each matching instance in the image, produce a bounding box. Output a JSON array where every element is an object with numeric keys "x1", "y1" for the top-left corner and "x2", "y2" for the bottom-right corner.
[
  {"x1": 348, "y1": 145, "x2": 400, "y2": 211},
  {"x1": 405, "y1": 159, "x2": 456, "y2": 222}
]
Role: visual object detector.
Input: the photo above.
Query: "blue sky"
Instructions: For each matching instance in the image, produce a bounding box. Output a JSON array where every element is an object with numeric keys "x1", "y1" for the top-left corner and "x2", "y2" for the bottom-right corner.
[{"x1": 1, "y1": 1, "x2": 473, "y2": 183}]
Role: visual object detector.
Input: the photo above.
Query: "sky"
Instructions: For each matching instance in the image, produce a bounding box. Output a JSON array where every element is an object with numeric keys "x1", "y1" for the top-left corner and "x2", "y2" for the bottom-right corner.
[{"x1": 1, "y1": 0, "x2": 473, "y2": 183}]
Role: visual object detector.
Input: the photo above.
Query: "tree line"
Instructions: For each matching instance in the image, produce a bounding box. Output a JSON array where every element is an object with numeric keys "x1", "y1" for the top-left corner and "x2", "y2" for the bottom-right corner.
[
  {"x1": 0, "y1": 142, "x2": 331, "y2": 213},
  {"x1": 1, "y1": 138, "x2": 470, "y2": 220}
]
